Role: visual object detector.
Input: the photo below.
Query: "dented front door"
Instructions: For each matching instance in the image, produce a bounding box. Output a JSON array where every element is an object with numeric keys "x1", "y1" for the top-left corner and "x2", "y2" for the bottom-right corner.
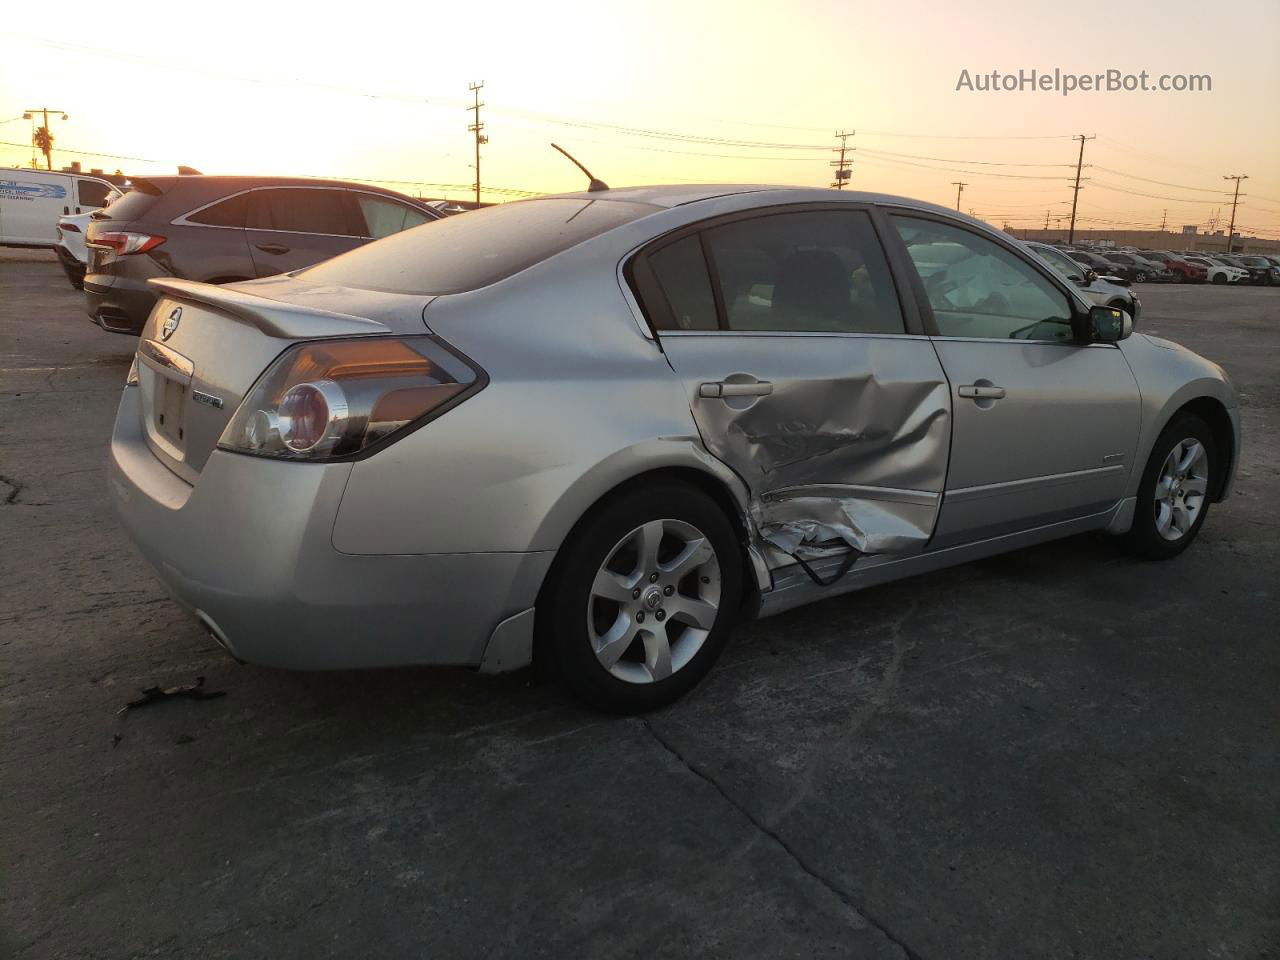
[{"x1": 661, "y1": 333, "x2": 950, "y2": 559}]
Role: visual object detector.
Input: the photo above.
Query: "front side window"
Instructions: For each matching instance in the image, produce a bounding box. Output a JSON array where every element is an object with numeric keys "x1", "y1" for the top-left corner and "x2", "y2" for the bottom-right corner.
[
  {"x1": 893, "y1": 216, "x2": 1073, "y2": 341},
  {"x1": 355, "y1": 194, "x2": 433, "y2": 238},
  {"x1": 703, "y1": 210, "x2": 904, "y2": 334},
  {"x1": 249, "y1": 188, "x2": 355, "y2": 236}
]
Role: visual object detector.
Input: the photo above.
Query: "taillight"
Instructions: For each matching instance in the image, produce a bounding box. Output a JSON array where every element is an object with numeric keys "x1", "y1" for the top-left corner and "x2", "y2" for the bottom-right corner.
[
  {"x1": 89, "y1": 231, "x2": 165, "y2": 256},
  {"x1": 219, "y1": 337, "x2": 483, "y2": 461}
]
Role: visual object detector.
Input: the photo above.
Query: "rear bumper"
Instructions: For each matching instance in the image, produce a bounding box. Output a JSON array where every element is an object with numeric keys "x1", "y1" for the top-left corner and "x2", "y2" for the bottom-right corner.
[
  {"x1": 108, "y1": 386, "x2": 552, "y2": 670},
  {"x1": 84, "y1": 276, "x2": 155, "y2": 335},
  {"x1": 54, "y1": 245, "x2": 85, "y2": 288}
]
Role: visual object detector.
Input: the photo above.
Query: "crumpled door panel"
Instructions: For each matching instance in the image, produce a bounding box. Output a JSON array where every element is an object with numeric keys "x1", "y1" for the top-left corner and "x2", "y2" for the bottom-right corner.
[{"x1": 659, "y1": 334, "x2": 952, "y2": 562}]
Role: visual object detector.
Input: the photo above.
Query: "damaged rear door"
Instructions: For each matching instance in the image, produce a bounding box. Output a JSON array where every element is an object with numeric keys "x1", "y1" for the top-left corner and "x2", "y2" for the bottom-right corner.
[{"x1": 631, "y1": 206, "x2": 951, "y2": 562}]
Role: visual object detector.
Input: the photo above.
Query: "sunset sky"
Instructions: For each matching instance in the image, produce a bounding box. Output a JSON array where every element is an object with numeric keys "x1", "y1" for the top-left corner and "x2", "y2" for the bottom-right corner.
[{"x1": 3, "y1": 0, "x2": 1277, "y2": 236}]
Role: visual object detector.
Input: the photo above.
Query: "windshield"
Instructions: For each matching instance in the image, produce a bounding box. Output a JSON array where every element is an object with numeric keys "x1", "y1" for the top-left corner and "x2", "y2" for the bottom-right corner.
[{"x1": 300, "y1": 197, "x2": 658, "y2": 295}]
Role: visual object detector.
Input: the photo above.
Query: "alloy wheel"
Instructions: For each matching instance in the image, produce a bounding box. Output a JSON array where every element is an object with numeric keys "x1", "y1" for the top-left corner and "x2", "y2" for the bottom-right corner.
[
  {"x1": 1154, "y1": 438, "x2": 1209, "y2": 541},
  {"x1": 586, "y1": 519, "x2": 721, "y2": 684}
]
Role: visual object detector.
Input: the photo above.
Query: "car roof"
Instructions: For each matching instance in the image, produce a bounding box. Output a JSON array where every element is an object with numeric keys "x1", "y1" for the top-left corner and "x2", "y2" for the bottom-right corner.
[
  {"x1": 133, "y1": 174, "x2": 401, "y2": 191},
  {"x1": 543, "y1": 183, "x2": 965, "y2": 216}
]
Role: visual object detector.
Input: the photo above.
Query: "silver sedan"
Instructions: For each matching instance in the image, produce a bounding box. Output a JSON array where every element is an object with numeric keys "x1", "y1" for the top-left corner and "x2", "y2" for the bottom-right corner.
[{"x1": 109, "y1": 185, "x2": 1240, "y2": 712}]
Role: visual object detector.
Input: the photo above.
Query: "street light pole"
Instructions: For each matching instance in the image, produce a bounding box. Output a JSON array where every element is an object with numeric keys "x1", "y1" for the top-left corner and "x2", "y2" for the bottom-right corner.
[{"x1": 23, "y1": 107, "x2": 69, "y2": 171}]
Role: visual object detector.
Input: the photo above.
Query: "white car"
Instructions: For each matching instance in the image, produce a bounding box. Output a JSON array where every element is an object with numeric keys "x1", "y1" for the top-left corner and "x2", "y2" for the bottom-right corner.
[
  {"x1": 54, "y1": 211, "x2": 94, "y2": 289},
  {"x1": 1026, "y1": 241, "x2": 1141, "y2": 321},
  {"x1": 1184, "y1": 256, "x2": 1248, "y2": 285}
]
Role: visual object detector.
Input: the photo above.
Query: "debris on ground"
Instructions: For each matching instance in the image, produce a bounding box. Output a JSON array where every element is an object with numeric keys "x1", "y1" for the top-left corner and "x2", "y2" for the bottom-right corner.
[{"x1": 117, "y1": 676, "x2": 226, "y2": 715}]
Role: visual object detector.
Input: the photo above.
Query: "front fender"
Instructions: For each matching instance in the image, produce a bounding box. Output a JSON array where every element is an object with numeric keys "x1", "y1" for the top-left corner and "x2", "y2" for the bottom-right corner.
[{"x1": 1119, "y1": 334, "x2": 1239, "y2": 500}]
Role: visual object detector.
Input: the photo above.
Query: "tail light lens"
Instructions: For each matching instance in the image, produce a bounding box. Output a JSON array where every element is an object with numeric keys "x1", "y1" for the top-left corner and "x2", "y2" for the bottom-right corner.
[
  {"x1": 219, "y1": 336, "x2": 484, "y2": 461},
  {"x1": 89, "y1": 231, "x2": 165, "y2": 258}
]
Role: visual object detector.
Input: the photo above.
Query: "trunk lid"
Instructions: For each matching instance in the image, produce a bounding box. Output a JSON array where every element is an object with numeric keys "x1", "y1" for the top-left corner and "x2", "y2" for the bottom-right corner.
[{"x1": 132, "y1": 277, "x2": 422, "y2": 483}]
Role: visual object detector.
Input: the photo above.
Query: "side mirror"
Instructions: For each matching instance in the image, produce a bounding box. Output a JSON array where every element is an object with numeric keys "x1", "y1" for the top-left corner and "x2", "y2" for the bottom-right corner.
[
  {"x1": 1084, "y1": 268, "x2": 1098, "y2": 283},
  {"x1": 1088, "y1": 305, "x2": 1132, "y2": 343}
]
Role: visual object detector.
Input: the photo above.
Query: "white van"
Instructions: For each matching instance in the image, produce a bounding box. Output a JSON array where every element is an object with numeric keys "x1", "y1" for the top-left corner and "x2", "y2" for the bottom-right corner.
[{"x1": 1, "y1": 167, "x2": 121, "y2": 247}]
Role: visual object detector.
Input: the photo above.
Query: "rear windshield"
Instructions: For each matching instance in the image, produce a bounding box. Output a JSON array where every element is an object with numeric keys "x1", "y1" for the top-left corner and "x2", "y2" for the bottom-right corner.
[
  {"x1": 96, "y1": 188, "x2": 157, "y2": 222},
  {"x1": 298, "y1": 197, "x2": 657, "y2": 294}
]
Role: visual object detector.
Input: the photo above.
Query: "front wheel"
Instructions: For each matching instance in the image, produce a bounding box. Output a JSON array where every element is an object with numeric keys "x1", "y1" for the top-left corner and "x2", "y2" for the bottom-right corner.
[
  {"x1": 1211, "y1": 273, "x2": 1227, "y2": 285},
  {"x1": 540, "y1": 483, "x2": 743, "y2": 713},
  {"x1": 1123, "y1": 415, "x2": 1216, "y2": 560}
]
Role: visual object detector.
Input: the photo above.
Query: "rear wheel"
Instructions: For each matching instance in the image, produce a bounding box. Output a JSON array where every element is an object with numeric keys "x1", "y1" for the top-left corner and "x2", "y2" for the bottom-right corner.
[
  {"x1": 1123, "y1": 414, "x2": 1215, "y2": 560},
  {"x1": 540, "y1": 483, "x2": 742, "y2": 713}
]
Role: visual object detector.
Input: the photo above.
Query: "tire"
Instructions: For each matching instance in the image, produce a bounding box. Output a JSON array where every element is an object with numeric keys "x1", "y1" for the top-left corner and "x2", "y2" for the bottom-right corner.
[
  {"x1": 1123, "y1": 414, "x2": 1216, "y2": 560},
  {"x1": 1211, "y1": 273, "x2": 1226, "y2": 285},
  {"x1": 540, "y1": 482, "x2": 743, "y2": 713},
  {"x1": 1134, "y1": 272, "x2": 1147, "y2": 283}
]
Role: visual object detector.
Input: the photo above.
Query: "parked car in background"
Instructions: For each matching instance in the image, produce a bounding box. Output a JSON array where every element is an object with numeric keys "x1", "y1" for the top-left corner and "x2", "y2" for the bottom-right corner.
[
  {"x1": 1026, "y1": 240, "x2": 1141, "y2": 320},
  {"x1": 1183, "y1": 255, "x2": 1249, "y2": 285},
  {"x1": 1141, "y1": 251, "x2": 1207, "y2": 283},
  {"x1": 1235, "y1": 255, "x2": 1277, "y2": 286},
  {"x1": 1, "y1": 167, "x2": 121, "y2": 247},
  {"x1": 1101, "y1": 253, "x2": 1174, "y2": 283},
  {"x1": 54, "y1": 211, "x2": 94, "y2": 289},
  {"x1": 84, "y1": 175, "x2": 443, "y2": 334},
  {"x1": 1067, "y1": 249, "x2": 1131, "y2": 282},
  {"x1": 109, "y1": 185, "x2": 1238, "y2": 712}
]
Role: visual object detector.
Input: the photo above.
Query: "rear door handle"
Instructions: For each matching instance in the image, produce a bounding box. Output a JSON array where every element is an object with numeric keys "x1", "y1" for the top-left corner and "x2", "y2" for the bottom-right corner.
[
  {"x1": 699, "y1": 381, "x2": 774, "y2": 398},
  {"x1": 255, "y1": 242, "x2": 290, "y2": 255},
  {"x1": 957, "y1": 384, "x2": 1006, "y2": 400}
]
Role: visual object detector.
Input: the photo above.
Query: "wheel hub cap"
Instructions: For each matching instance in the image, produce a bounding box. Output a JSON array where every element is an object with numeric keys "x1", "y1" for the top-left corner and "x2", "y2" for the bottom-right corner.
[
  {"x1": 1153, "y1": 437, "x2": 1208, "y2": 542},
  {"x1": 587, "y1": 518, "x2": 722, "y2": 685}
]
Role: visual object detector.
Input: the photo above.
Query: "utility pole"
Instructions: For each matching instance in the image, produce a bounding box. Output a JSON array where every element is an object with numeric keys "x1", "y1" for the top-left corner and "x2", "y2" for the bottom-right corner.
[
  {"x1": 1223, "y1": 174, "x2": 1248, "y2": 252},
  {"x1": 1159, "y1": 209, "x2": 1168, "y2": 232},
  {"x1": 830, "y1": 130, "x2": 854, "y2": 189},
  {"x1": 1066, "y1": 133, "x2": 1095, "y2": 245},
  {"x1": 467, "y1": 82, "x2": 487, "y2": 209},
  {"x1": 951, "y1": 181, "x2": 967, "y2": 211},
  {"x1": 1044, "y1": 209, "x2": 1051, "y2": 230},
  {"x1": 23, "y1": 107, "x2": 68, "y2": 171}
]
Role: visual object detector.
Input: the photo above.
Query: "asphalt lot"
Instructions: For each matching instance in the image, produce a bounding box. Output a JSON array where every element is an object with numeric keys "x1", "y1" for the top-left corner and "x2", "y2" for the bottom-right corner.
[{"x1": 2, "y1": 250, "x2": 1278, "y2": 959}]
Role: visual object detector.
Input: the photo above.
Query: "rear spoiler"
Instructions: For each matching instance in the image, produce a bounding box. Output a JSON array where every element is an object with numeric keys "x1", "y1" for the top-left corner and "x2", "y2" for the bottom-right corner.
[{"x1": 148, "y1": 278, "x2": 390, "y2": 339}]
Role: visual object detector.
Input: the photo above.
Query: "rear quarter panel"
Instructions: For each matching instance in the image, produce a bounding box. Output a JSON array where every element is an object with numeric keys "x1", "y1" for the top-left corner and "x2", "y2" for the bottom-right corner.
[{"x1": 330, "y1": 238, "x2": 725, "y2": 556}]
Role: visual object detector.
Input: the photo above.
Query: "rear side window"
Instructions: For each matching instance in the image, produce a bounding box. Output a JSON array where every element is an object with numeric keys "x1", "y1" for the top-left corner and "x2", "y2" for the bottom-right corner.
[
  {"x1": 186, "y1": 193, "x2": 248, "y2": 227},
  {"x1": 355, "y1": 194, "x2": 433, "y2": 238},
  {"x1": 648, "y1": 236, "x2": 718, "y2": 330},
  {"x1": 249, "y1": 188, "x2": 356, "y2": 236},
  {"x1": 77, "y1": 179, "x2": 113, "y2": 208},
  {"x1": 704, "y1": 211, "x2": 904, "y2": 334},
  {"x1": 300, "y1": 197, "x2": 657, "y2": 295}
]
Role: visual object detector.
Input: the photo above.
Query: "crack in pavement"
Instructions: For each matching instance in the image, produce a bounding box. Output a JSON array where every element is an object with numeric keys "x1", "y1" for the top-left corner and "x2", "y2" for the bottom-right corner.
[
  {"x1": 641, "y1": 717, "x2": 922, "y2": 960},
  {"x1": 0, "y1": 473, "x2": 21, "y2": 504}
]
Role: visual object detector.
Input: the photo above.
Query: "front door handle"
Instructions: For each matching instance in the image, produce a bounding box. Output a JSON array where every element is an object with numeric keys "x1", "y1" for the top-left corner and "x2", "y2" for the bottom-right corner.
[
  {"x1": 255, "y1": 242, "x2": 290, "y2": 255},
  {"x1": 699, "y1": 381, "x2": 774, "y2": 399},
  {"x1": 957, "y1": 384, "x2": 1006, "y2": 400}
]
